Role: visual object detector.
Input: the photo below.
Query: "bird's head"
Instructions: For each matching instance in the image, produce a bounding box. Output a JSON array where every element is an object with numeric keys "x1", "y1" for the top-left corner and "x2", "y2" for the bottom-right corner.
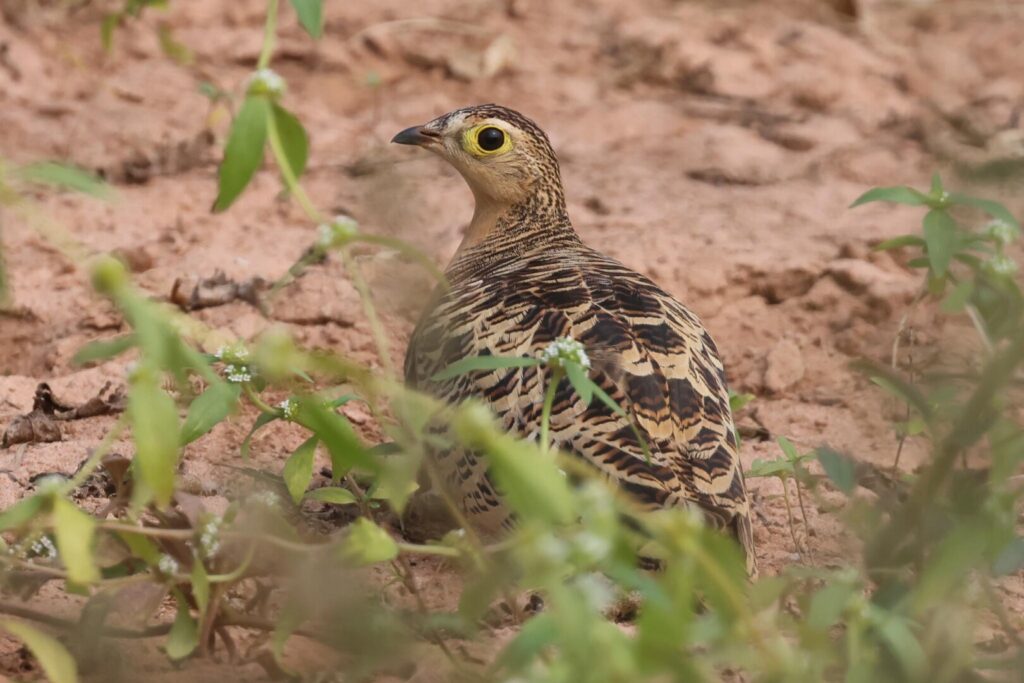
[{"x1": 392, "y1": 104, "x2": 564, "y2": 209}]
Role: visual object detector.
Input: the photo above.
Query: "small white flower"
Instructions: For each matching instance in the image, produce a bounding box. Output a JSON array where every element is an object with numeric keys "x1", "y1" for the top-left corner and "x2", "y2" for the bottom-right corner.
[
  {"x1": 32, "y1": 474, "x2": 66, "y2": 494},
  {"x1": 30, "y1": 536, "x2": 58, "y2": 559},
  {"x1": 986, "y1": 220, "x2": 1016, "y2": 247},
  {"x1": 157, "y1": 554, "x2": 180, "y2": 576},
  {"x1": 539, "y1": 336, "x2": 591, "y2": 370},
  {"x1": 987, "y1": 254, "x2": 1018, "y2": 277},
  {"x1": 316, "y1": 215, "x2": 360, "y2": 248},
  {"x1": 199, "y1": 518, "x2": 223, "y2": 558},
  {"x1": 278, "y1": 398, "x2": 297, "y2": 420},
  {"x1": 535, "y1": 535, "x2": 569, "y2": 564},
  {"x1": 225, "y1": 365, "x2": 253, "y2": 384},
  {"x1": 216, "y1": 342, "x2": 250, "y2": 364},
  {"x1": 316, "y1": 222, "x2": 335, "y2": 247},
  {"x1": 246, "y1": 68, "x2": 286, "y2": 97},
  {"x1": 572, "y1": 532, "x2": 611, "y2": 563}
]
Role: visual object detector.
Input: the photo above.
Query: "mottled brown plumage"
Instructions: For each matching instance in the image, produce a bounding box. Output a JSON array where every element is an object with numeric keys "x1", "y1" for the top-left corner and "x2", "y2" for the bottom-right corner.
[{"x1": 394, "y1": 104, "x2": 756, "y2": 575}]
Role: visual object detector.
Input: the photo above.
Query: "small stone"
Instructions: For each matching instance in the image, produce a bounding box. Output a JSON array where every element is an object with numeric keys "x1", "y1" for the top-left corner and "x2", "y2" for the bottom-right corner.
[
  {"x1": 763, "y1": 338, "x2": 805, "y2": 393},
  {"x1": 113, "y1": 244, "x2": 155, "y2": 273}
]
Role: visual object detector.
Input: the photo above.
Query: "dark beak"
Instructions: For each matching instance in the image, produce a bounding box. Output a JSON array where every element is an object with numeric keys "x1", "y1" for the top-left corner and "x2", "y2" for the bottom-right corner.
[{"x1": 391, "y1": 125, "x2": 439, "y2": 147}]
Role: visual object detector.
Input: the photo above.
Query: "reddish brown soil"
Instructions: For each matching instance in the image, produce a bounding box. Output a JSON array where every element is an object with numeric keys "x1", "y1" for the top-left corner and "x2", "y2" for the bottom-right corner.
[{"x1": 2, "y1": 0, "x2": 1024, "y2": 679}]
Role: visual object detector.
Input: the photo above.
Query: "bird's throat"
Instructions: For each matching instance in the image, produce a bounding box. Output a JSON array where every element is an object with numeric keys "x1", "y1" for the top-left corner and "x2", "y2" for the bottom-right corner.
[
  {"x1": 457, "y1": 198, "x2": 508, "y2": 256},
  {"x1": 454, "y1": 187, "x2": 575, "y2": 262}
]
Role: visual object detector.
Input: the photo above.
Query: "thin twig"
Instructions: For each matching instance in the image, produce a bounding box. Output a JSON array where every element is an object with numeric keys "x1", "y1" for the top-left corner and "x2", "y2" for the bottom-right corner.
[
  {"x1": 339, "y1": 248, "x2": 395, "y2": 379},
  {"x1": 779, "y1": 476, "x2": 802, "y2": 556}
]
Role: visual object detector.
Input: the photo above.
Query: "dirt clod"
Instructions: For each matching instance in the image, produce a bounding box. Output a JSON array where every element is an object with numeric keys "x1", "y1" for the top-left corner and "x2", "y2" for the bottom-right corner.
[
  {"x1": 763, "y1": 338, "x2": 806, "y2": 394},
  {"x1": 170, "y1": 271, "x2": 268, "y2": 312}
]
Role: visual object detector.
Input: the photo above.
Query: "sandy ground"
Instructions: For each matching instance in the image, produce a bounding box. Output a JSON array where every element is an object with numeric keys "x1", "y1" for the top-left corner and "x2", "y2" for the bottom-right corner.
[{"x1": 2, "y1": 0, "x2": 1024, "y2": 679}]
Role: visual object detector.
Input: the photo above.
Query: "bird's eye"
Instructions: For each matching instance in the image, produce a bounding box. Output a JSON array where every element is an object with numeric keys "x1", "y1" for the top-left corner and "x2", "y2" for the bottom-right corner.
[{"x1": 477, "y1": 127, "x2": 505, "y2": 152}]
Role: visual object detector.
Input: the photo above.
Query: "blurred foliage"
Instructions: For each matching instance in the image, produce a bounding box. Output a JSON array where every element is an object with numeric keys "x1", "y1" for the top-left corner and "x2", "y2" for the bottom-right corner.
[{"x1": 1, "y1": 1, "x2": 1023, "y2": 681}]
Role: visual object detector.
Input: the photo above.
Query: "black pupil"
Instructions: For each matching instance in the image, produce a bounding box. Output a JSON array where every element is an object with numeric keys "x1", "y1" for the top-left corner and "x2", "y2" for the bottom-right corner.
[{"x1": 478, "y1": 127, "x2": 505, "y2": 151}]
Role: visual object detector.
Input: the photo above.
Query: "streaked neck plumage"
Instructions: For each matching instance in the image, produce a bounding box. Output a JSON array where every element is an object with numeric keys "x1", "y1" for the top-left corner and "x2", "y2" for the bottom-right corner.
[{"x1": 448, "y1": 166, "x2": 580, "y2": 279}]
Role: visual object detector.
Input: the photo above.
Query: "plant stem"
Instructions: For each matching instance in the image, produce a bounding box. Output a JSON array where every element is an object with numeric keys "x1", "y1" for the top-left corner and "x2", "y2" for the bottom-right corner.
[
  {"x1": 63, "y1": 413, "x2": 127, "y2": 492},
  {"x1": 243, "y1": 383, "x2": 280, "y2": 416},
  {"x1": 793, "y1": 473, "x2": 811, "y2": 536},
  {"x1": 965, "y1": 304, "x2": 995, "y2": 355},
  {"x1": 265, "y1": 110, "x2": 323, "y2": 223},
  {"x1": 339, "y1": 247, "x2": 395, "y2": 379},
  {"x1": 396, "y1": 542, "x2": 461, "y2": 558},
  {"x1": 354, "y1": 234, "x2": 449, "y2": 288},
  {"x1": 779, "y1": 476, "x2": 801, "y2": 555},
  {"x1": 257, "y1": 0, "x2": 279, "y2": 70},
  {"x1": 539, "y1": 367, "x2": 562, "y2": 454}
]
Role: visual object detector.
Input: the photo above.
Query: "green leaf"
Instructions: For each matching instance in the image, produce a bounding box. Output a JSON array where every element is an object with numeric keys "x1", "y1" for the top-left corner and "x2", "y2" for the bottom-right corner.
[
  {"x1": 101, "y1": 13, "x2": 119, "y2": 51},
  {"x1": 993, "y1": 537, "x2": 1024, "y2": 576},
  {"x1": 14, "y1": 162, "x2": 111, "y2": 199},
  {"x1": 777, "y1": 436, "x2": 799, "y2": 461},
  {"x1": 564, "y1": 362, "x2": 593, "y2": 406},
  {"x1": 271, "y1": 104, "x2": 309, "y2": 180},
  {"x1": 369, "y1": 442, "x2": 401, "y2": 456},
  {"x1": 902, "y1": 415, "x2": 927, "y2": 437},
  {"x1": 806, "y1": 580, "x2": 855, "y2": 630},
  {"x1": 294, "y1": 399, "x2": 376, "y2": 477},
  {"x1": 949, "y1": 194, "x2": 1021, "y2": 232},
  {"x1": 746, "y1": 458, "x2": 793, "y2": 478},
  {"x1": 165, "y1": 592, "x2": 199, "y2": 660},
  {"x1": 128, "y1": 369, "x2": 181, "y2": 507},
  {"x1": 455, "y1": 404, "x2": 574, "y2": 525},
  {"x1": 941, "y1": 280, "x2": 974, "y2": 313},
  {"x1": 271, "y1": 605, "x2": 302, "y2": 677},
  {"x1": 870, "y1": 609, "x2": 926, "y2": 680},
  {"x1": 586, "y1": 379, "x2": 652, "y2": 462},
  {"x1": 728, "y1": 390, "x2": 755, "y2": 413},
  {"x1": 241, "y1": 411, "x2": 280, "y2": 459},
  {"x1": 288, "y1": 0, "x2": 324, "y2": 38},
  {"x1": 156, "y1": 23, "x2": 193, "y2": 65},
  {"x1": 191, "y1": 560, "x2": 210, "y2": 616},
  {"x1": 906, "y1": 256, "x2": 930, "y2": 269},
  {"x1": 304, "y1": 486, "x2": 357, "y2": 505},
  {"x1": 0, "y1": 495, "x2": 45, "y2": 532},
  {"x1": 923, "y1": 209, "x2": 958, "y2": 277},
  {"x1": 326, "y1": 393, "x2": 358, "y2": 408},
  {"x1": 52, "y1": 498, "x2": 99, "y2": 584},
  {"x1": 72, "y1": 334, "x2": 136, "y2": 366},
  {"x1": 850, "y1": 186, "x2": 930, "y2": 208},
  {"x1": 929, "y1": 171, "x2": 944, "y2": 195},
  {"x1": 282, "y1": 436, "x2": 318, "y2": 504},
  {"x1": 1, "y1": 620, "x2": 79, "y2": 683},
  {"x1": 854, "y1": 360, "x2": 934, "y2": 423},
  {"x1": 496, "y1": 612, "x2": 557, "y2": 673},
  {"x1": 343, "y1": 518, "x2": 398, "y2": 565},
  {"x1": 115, "y1": 529, "x2": 161, "y2": 565},
  {"x1": 817, "y1": 447, "x2": 856, "y2": 494},
  {"x1": 180, "y1": 382, "x2": 240, "y2": 445},
  {"x1": 212, "y1": 95, "x2": 270, "y2": 212},
  {"x1": 873, "y1": 235, "x2": 926, "y2": 252},
  {"x1": 432, "y1": 354, "x2": 541, "y2": 381}
]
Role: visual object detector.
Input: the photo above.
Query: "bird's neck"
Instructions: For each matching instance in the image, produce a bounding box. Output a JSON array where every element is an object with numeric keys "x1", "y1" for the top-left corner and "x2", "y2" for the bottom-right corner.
[{"x1": 452, "y1": 185, "x2": 578, "y2": 266}]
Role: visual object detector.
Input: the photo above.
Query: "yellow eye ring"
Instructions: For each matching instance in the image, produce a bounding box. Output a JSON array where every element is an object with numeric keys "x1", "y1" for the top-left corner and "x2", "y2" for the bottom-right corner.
[{"x1": 463, "y1": 125, "x2": 512, "y2": 157}]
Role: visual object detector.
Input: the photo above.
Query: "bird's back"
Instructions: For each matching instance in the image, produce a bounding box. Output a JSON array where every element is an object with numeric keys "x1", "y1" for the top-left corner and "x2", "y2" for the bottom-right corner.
[{"x1": 405, "y1": 240, "x2": 756, "y2": 574}]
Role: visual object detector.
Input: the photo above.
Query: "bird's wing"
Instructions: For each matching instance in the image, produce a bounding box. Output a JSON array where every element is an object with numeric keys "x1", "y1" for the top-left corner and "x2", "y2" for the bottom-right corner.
[{"x1": 405, "y1": 249, "x2": 755, "y2": 571}]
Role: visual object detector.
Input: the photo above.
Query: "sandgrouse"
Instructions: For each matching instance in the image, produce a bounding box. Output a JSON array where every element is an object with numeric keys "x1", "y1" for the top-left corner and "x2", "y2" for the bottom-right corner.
[{"x1": 394, "y1": 104, "x2": 756, "y2": 575}]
